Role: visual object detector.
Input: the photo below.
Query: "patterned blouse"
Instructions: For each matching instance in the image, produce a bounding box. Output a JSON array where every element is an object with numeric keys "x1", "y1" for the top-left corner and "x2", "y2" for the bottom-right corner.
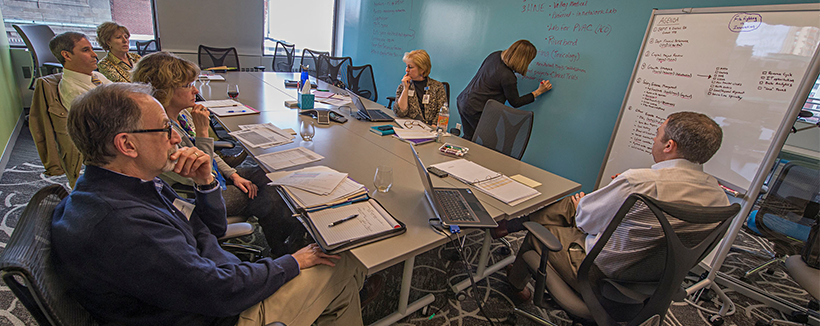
[
  {"x1": 394, "y1": 77, "x2": 447, "y2": 126},
  {"x1": 97, "y1": 52, "x2": 142, "y2": 82}
]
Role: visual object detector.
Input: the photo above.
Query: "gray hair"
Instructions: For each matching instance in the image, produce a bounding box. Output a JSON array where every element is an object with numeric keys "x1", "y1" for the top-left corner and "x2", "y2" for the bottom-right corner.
[
  {"x1": 663, "y1": 111, "x2": 723, "y2": 164},
  {"x1": 49, "y1": 32, "x2": 87, "y2": 65},
  {"x1": 67, "y1": 83, "x2": 155, "y2": 166}
]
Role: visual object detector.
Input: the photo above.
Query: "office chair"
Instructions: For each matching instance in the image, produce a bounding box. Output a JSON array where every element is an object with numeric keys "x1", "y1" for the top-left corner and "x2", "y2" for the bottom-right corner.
[
  {"x1": 272, "y1": 41, "x2": 296, "y2": 72},
  {"x1": 300, "y1": 49, "x2": 328, "y2": 78},
  {"x1": 755, "y1": 256, "x2": 819, "y2": 326},
  {"x1": 198, "y1": 45, "x2": 240, "y2": 70},
  {"x1": 316, "y1": 54, "x2": 352, "y2": 87},
  {"x1": 29, "y1": 74, "x2": 83, "y2": 187},
  {"x1": 135, "y1": 39, "x2": 159, "y2": 56},
  {"x1": 471, "y1": 99, "x2": 533, "y2": 160},
  {"x1": 347, "y1": 64, "x2": 377, "y2": 101},
  {"x1": 0, "y1": 184, "x2": 98, "y2": 326},
  {"x1": 513, "y1": 193, "x2": 740, "y2": 326},
  {"x1": 743, "y1": 162, "x2": 820, "y2": 279},
  {"x1": 13, "y1": 24, "x2": 63, "y2": 90}
]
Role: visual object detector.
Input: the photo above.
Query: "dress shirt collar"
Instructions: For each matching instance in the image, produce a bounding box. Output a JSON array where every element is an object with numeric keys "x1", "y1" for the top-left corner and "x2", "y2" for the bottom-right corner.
[
  {"x1": 651, "y1": 158, "x2": 703, "y2": 172},
  {"x1": 62, "y1": 68, "x2": 95, "y2": 84}
]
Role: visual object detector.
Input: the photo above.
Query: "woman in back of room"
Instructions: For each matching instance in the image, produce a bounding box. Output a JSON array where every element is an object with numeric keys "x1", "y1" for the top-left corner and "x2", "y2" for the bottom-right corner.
[
  {"x1": 96, "y1": 22, "x2": 141, "y2": 82},
  {"x1": 393, "y1": 49, "x2": 448, "y2": 127},
  {"x1": 457, "y1": 39, "x2": 553, "y2": 140}
]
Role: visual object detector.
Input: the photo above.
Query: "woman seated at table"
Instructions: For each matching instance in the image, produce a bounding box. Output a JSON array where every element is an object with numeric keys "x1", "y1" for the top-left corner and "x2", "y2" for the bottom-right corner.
[
  {"x1": 393, "y1": 49, "x2": 448, "y2": 127},
  {"x1": 95, "y1": 22, "x2": 141, "y2": 82},
  {"x1": 132, "y1": 52, "x2": 302, "y2": 257}
]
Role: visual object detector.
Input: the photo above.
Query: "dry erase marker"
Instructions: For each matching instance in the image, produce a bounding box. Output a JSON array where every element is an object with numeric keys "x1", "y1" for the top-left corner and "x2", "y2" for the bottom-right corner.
[
  {"x1": 328, "y1": 214, "x2": 358, "y2": 227},
  {"x1": 227, "y1": 110, "x2": 247, "y2": 113}
]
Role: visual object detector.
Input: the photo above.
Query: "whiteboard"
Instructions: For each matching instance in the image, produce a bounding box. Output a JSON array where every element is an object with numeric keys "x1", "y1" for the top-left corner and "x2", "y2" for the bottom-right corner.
[{"x1": 597, "y1": 5, "x2": 820, "y2": 193}]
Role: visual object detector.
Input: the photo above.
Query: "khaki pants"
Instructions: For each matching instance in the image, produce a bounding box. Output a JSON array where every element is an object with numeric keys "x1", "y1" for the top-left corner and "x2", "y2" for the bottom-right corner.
[
  {"x1": 508, "y1": 197, "x2": 588, "y2": 293},
  {"x1": 237, "y1": 252, "x2": 366, "y2": 326}
]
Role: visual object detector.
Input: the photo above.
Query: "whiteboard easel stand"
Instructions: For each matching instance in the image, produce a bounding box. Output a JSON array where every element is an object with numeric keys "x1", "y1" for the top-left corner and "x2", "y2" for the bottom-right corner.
[{"x1": 598, "y1": 4, "x2": 820, "y2": 321}]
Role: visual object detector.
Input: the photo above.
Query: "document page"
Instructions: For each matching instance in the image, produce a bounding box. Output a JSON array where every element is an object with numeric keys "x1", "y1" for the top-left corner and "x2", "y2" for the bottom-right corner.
[
  {"x1": 310, "y1": 199, "x2": 400, "y2": 246},
  {"x1": 430, "y1": 159, "x2": 501, "y2": 184},
  {"x1": 473, "y1": 175, "x2": 541, "y2": 206},
  {"x1": 229, "y1": 126, "x2": 293, "y2": 148},
  {"x1": 266, "y1": 166, "x2": 366, "y2": 209},
  {"x1": 257, "y1": 147, "x2": 324, "y2": 170},
  {"x1": 268, "y1": 171, "x2": 348, "y2": 195}
]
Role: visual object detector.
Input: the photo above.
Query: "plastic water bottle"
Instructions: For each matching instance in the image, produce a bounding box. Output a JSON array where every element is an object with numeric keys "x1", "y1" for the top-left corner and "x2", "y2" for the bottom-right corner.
[{"x1": 436, "y1": 103, "x2": 450, "y2": 142}]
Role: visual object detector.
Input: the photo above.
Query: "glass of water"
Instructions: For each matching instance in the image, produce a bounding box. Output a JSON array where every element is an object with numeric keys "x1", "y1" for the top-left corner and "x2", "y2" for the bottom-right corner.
[
  {"x1": 300, "y1": 120, "x2": 315, "y2": 141},
  {"x1": 374, "y1": 165, "x2": 393, "y2": 193}
]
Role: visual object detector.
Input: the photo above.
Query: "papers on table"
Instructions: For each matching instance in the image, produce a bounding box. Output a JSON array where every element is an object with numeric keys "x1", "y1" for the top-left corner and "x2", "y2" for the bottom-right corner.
[
  {"x1": 196, "y1": 99, "x2": 259, "y2": 117},
  {"x1": 198, "y1": 74, "x2": 225, "y2": 81},
  {"x1": 229, "y1": 123, "x2": 293, "y2": 148},
  {"x1": 309, "y1": 199, "x2": 400, "y2": 246},
  {"x1": 430, "y1": 159, "x2": 541, "y2": 206},
  {"x1": 268, "y1": 170, "x2": 348, "y2": 195},
  {"x1": 393, "y1": 128, "x2": 437, "y2": 140},
  {"x1": 267, "y1": 166, "x2": 367, "y2": 211},
  {"x1": 257, "y1": 147, "x2": 324, "y2": 170},
  {"x1": 315, "y1": 93, "x2": 352, "y2": 107}
]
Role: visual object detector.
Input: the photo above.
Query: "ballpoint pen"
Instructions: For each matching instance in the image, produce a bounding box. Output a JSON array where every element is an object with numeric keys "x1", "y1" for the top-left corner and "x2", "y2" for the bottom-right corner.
[
  {"x1": 227, "y1": 110, "x2": 247, "y2": 113},
  {"x1": 328, "y1": 214, "x2": 359, "y2": 227}
]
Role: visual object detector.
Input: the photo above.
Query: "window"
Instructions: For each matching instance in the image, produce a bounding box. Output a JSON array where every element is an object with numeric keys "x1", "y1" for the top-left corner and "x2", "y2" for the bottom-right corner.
[
  {"x1": 2, "y1": 0, "x2": 156, "y2": 49},
  {"x1": 263, "y1": 0, "x2": 336, "y2": 57},
  {"x1": 801, "y1": 76, "x2": 820, "y2": 125}
]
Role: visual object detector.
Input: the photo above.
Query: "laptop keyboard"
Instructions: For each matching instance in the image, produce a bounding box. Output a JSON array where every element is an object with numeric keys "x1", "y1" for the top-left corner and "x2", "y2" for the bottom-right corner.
[
  {"x1": 368, "y1": 109, "x2": 393, "y2": 120},
  {"x1": 435, "y1": 189, "x2": 479, "y2": 222}
]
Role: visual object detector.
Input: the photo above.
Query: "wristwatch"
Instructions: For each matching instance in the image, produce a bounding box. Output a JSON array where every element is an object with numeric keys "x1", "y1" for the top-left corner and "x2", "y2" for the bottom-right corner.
[{"x1": 195, "y1": 179, "x2": 220, "y2": 192}]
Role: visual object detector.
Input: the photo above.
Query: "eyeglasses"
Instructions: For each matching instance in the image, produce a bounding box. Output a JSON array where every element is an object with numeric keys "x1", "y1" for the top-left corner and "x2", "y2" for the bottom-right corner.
[
  {"x1": 404, "y1": 120, "x2": 426, "y2": 130},
  {"x1": 179, "y1": 81, "x2": 196, "y2": 89},
  {"x1": 125, "y1": 121, "x2": 173, "y2": 139}
]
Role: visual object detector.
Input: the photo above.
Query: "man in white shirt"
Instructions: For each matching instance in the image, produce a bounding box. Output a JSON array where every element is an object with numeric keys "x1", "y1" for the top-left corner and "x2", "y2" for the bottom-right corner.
[
  {"x1": 48, "y1": 32, "x2": 112, "y2": 110},
  {"x1": 507, "y1": 111, "x2": 730, "y2": 300}
]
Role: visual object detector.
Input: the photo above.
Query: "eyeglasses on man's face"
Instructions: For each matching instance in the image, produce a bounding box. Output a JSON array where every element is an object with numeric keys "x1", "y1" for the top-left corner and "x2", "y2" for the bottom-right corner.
[{"x1": 124, "y1": 121, "x2": 173, "y2": 139}]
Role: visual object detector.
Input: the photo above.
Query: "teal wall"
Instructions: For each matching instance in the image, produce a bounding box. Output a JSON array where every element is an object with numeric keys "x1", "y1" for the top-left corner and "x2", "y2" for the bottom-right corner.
[
  {"x1": 341, "y1": 0, "x2": 816, "y2": 192},
  {"x1": 0, "y1": 6, "x2": 23, "y2": 159}
]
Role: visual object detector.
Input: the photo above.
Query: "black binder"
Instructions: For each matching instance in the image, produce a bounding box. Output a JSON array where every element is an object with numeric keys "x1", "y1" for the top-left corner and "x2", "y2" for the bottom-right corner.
[{"x1": 277, "y1": 187, "x2": 406, "y2": 254}]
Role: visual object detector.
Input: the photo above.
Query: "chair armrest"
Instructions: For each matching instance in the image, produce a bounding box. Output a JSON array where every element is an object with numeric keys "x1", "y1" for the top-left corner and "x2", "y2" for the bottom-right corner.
[
  {"x1": 44, "y1": 62, "x2": 63, "y2": 74},
  {"x1": 219, "y1": 222, "x2": 254, "y2": 240},
  {"x1": 386, "y1": 96, "x2": 396, "y2": 109},
  {"x1": 523, "y1": 221, "x2": 562, "y2": 252},
  {"x1": 254, "y1": 65, "x2": 266, "y2": 72},
  {"x1": 213, "y1": 140, "x2": 235, "y2": 149}
]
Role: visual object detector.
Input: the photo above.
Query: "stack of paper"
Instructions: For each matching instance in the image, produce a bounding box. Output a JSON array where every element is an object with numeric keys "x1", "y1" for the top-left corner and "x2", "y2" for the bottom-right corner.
[
  {"x1": 268, "y1": 171, "x2": 348, "y2": 195},
  {"x1": 229, "y1": 123, "x2": 293, "y2": 148},
  {"x1": 256, "y1": 147, "x2": 324, "y2": 171},
  {"x1": 197, "y1": 74, "x2": 225, "y2": 81},
  {"x1": 430, "y1": 159, "x2": 541, "y2": 206},
  {"x1": 267, "y1": 166, "x2": 367, "y2": 211},
  {"x1": 196, "y1": 99, "x2": 259, "y2": 117}
]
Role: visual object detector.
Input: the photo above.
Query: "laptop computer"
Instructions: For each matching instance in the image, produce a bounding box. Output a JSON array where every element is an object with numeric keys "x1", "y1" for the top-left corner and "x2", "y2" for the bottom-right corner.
[
  {"x1": 346, "y1": 89, "x2": 394, "y2": 122},
  {"x1": 409, "y1": 145, "x2": 497, "y2": 228}
]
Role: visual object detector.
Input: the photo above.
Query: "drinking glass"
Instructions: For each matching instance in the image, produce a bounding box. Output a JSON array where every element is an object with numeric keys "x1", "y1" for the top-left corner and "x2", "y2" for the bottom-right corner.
[
  {"x1": 227, "y1": 84, "x2": 240, "y2": 99},
  {"x1": 300, "y1": 120, "x2": 315, "y2": 141},
  {"x1": 374, "y1": 165, "x2": 393, "y2": 193}
]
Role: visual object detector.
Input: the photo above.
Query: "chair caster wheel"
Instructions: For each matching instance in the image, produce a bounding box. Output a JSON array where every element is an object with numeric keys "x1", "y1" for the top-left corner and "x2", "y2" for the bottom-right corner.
[
  {"x1": 709, "y1": 314, "x2": 724, "y2": 326},
  {"x1": 420, "y1": 305, "x2": 431, "y2": 317},
  {"x1": 456, "y1": 291, "x2": 467, "y2": 301}
]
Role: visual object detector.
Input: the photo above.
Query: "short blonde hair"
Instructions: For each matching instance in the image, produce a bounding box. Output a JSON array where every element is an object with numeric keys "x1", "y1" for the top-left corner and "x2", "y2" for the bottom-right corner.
[
  {"x1": 403, "y1": 49, "x2": 431, "y2": 77},
  {"x1": 501, "y1": 40, "x2": 536, "y2": 75},
  {"x1": 131, "y1": 51, "x2": 200, "y2": 107},
  {"x1": 96, "y1": 22, "x2": 130, "y2": 51}
]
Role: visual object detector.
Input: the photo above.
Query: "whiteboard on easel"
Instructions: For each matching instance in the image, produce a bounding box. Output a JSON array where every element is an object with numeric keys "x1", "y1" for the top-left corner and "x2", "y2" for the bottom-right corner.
[{"x1": 597, "y1": 4, "x2": 820, "y2": 194}]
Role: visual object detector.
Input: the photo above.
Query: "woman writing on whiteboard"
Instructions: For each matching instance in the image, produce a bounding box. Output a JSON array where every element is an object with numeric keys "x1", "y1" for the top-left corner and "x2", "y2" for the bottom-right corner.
[
  {"x1": 457, "y1": 40, "x2": 552, "y2": 140},
  {"x1": 393, "y1": 49, "x2": 448, "y2": 127}
]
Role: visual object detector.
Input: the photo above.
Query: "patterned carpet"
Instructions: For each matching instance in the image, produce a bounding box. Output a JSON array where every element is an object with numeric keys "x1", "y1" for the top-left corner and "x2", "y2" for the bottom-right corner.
[{"x1": 0, "y1": 128, "x2": 814, "y2": 325}]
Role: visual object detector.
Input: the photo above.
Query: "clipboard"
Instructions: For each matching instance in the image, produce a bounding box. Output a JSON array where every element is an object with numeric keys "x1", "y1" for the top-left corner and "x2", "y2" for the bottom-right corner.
[{"x1": 277, "y1": 187, "x2": 406, "y2": 254}]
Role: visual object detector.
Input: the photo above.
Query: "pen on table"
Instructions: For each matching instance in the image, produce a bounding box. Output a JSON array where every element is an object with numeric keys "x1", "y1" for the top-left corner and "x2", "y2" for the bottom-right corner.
[
  {"x1": 328, "y1": 214, "x2": 358, "y2": 227},
  {"x1": 227, "y1": 110, "x2": 247, "y2": 113}
]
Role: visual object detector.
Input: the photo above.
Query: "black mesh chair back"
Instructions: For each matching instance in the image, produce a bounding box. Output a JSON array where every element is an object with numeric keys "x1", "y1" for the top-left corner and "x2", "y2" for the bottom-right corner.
[
  {"x1": 471, "y1": 99, "x2": 533, "y2": 160},
  {"x1": 0, "y1": 185, "x2": 99, "y2": 326},
  {"x1": 198, "y1": 45, "x2": 240, "y2": 70},
  {"x1": 442, "y1": 81, "x2": 450, "y2": 107},
  {"x1": 272, "y1": 41, "x2": 296, "y2": 72},
  {"x1": 316, "y1": 54, "x2": 352, "y2": 87},
  {"x1": 300, "y1": 49, "x2": 328, "y2": 78},
  {"x1": 575, "y1": 194, "x2": 740, "y2": 325},
  {"x1": 754, "y1": 162, "x2": 820, "y2": 256},
  {"x1": 347, "y1": 64, "x2": 377, "y2": 101},
  {"x1": 13, "y1": 24, "x2": 63, "y2": 90},
  {"x1": 135, "y1": 39, "x2": 159, "y2": 56}
]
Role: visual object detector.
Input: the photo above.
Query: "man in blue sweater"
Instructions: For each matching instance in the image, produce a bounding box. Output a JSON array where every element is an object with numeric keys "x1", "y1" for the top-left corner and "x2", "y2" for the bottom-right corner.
[{"x1": 51, "y1": 83, "x2": 366, "y2": 326}]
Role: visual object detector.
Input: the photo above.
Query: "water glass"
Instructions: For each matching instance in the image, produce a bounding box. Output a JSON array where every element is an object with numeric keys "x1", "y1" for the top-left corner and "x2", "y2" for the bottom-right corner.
[
  {"x1": 374, "y1": 165, "x2": 393, "y2": 193},
  {"x1": 300, "y1": 120, "x2": 315, "y2": 141}
]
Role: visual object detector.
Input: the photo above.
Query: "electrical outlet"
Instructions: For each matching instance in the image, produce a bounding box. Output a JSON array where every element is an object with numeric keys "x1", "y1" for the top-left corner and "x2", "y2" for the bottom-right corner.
[{"x1": 456, "y1": 123, "x2": 462, "y2": 131}]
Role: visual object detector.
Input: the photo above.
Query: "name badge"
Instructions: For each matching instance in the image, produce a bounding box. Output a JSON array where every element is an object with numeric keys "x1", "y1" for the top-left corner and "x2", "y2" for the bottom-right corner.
[
  {"x1": 422, "y1": 94, "x2": 431, "y2": 105},
  {"x1": 408, "y1": 89, "x2": 415, "y2": 97},
  {"x1": 173, "y1": 198, "x2": 195, "y2": 221}
]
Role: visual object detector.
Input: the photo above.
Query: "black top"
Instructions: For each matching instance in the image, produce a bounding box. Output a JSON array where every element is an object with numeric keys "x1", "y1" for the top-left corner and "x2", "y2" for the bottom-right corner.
[{"x1": 457, "y1": 51, "x2": 534, "y2": 115}]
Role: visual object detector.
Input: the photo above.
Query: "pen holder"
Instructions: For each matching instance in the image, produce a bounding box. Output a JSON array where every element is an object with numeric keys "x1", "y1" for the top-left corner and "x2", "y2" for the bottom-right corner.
[{"x1": 298, "y1": 93, "x2": 315, "y2": 109}]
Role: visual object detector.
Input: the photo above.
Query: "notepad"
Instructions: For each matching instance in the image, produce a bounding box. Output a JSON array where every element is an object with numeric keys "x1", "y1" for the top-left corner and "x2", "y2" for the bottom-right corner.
[
  {"x1": 308, "y1": 199, "x2": 400, "y2": 246},
  {"x1": 430, "y1": 159, "x2": 540, "y2": 205}
]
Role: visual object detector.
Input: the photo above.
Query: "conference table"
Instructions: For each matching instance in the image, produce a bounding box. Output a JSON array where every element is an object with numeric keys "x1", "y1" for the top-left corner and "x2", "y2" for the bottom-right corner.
[{"x1": 198, "y1": 72, "x2": 581, "y2": 325}]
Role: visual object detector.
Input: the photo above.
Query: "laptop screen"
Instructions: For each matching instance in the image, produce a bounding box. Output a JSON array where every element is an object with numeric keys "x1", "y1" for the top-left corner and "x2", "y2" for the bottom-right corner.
[
  {"x1": 409, "y1": 144, "x2": 443, "y2": 220},
  {"x1": 345, "y1": 89, "x2": 370, "y2": 118}
]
